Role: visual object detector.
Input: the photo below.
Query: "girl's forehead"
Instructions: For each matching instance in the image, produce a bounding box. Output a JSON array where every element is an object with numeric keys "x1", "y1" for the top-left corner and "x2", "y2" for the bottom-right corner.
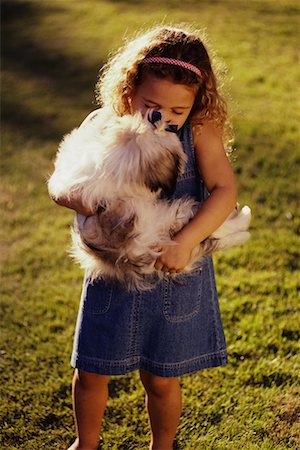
[{"x1": 136, "y1": 74, "x2": 196, "y2": 107}]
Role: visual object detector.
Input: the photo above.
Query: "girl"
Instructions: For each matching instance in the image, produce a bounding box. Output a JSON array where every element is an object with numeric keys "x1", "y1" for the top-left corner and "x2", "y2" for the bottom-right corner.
[{"x1": 53, "y1": 26, "x2": 237, "y2": 450}]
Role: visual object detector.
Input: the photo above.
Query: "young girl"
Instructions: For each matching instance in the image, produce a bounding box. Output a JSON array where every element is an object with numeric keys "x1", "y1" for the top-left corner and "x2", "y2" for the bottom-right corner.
[{"x1": 53, "y1": 26, "x2": 237, "y2": 450}]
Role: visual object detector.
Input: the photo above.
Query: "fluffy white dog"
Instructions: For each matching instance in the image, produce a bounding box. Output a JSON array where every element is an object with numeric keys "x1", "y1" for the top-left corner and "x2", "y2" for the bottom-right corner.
[{"x1": 48, "y1": 109, "x2": 251, "y2": 291}]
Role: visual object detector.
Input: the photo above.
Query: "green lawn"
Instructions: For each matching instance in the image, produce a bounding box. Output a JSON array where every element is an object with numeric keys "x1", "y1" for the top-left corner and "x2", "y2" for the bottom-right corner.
[{"x1": 1, "y1": 0, "x2": 299, "y2": 449}]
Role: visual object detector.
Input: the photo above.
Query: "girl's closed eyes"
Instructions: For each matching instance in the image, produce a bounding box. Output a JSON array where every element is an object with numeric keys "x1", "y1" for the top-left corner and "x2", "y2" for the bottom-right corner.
[
  {"x1": 144, "y1": 105, "x2": 184, "y2": 116},
  {"x1": 143, "y1": 100, "x2": 187, "y2": 115}
]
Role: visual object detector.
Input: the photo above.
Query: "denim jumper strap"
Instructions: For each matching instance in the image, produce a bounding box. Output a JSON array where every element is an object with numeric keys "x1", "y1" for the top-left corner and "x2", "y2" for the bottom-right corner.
[{"x1": 71, "y1": 120, "x2": 228, "y2": 377}]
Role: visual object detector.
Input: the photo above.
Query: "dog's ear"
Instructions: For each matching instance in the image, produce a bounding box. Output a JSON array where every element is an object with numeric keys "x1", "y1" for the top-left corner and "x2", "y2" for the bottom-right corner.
[
  {"x1": 145, "y1": 152, "x2": 182, "y2": 195},
  {"x1": 136, "y1": 118, "x2": 186, "y2": 194}
]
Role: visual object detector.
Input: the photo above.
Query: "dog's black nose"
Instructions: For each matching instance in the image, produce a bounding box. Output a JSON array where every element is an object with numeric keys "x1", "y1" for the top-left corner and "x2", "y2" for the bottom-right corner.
[{"x1": 165, "y1": 124, "x2": 178, "y2": 133}]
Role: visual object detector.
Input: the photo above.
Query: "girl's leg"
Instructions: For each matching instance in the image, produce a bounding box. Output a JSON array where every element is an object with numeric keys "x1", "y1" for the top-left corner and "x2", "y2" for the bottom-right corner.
[
  {"x1": 68, "y1": 369, "x2": 110, "y2": 450},
  {"x1": 139, "y1": 370, "x2": 182, "y2": 450}
]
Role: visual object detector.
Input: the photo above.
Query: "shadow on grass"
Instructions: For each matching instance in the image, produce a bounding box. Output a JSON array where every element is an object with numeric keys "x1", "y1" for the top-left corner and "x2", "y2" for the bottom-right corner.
[
  {"x1": 108, "y1": 0, "x2": 300, "y2": 14},
  {"x1": 2, "y1": 0, "x2": 103, "y2": 142}
]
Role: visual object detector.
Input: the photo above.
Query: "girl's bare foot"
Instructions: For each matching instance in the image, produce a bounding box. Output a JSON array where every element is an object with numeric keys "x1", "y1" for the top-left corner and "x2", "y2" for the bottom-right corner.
[
  {"x1": 67, "y1": 439, "x2": 79, "y2": 450},
  {"x1": 67, "y1": 438, "x2": 99, "y2": 450}
]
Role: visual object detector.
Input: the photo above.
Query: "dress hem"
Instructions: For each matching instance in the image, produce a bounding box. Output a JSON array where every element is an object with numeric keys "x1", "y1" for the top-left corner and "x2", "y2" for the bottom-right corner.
[{"x1": 71, "y1": 350, "x2": 228, "y2": 377}]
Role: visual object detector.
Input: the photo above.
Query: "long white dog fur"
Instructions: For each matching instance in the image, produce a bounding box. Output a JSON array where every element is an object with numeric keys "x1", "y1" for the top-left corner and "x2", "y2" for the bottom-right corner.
[{"x1": 48, "y1": 109, "x2": 251, "y2": 291}]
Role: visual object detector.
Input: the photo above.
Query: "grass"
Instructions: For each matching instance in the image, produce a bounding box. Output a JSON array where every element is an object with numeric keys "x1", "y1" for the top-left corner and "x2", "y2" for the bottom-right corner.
[{"x1": 1, "y1": 0, "x2": 300, "y2": 448}]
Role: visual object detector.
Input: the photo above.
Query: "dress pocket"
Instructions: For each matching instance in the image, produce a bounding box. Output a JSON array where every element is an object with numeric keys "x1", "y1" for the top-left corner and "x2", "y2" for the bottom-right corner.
[
  {"x1": 163, "y1": 264, "x2": 204, "y2": 323},
  {"x1": 83, "y1": 278, "x2": 113, "y2": 315}
]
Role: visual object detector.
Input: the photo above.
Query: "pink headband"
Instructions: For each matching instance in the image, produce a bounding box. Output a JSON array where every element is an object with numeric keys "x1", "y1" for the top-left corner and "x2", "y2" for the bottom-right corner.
[{"x1": 142, "y1": 57, "x2": 201, "y2": 77}]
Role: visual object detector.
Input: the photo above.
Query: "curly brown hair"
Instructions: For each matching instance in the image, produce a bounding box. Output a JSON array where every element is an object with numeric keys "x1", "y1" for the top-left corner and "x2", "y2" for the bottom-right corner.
[{"x1": 95, "y1": 26, "x2": 233, "y2": 153}]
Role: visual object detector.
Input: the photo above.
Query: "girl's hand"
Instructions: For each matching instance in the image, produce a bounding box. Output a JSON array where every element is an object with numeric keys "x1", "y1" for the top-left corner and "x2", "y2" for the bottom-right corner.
[{"x1": 154, "y1": 235, "x2": 194, "y2": 273}]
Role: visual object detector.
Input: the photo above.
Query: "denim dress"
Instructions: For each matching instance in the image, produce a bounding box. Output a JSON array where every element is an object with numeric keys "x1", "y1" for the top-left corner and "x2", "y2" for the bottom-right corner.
[{"x1": 71, "y1": 120, "x2": 228, "y2": 377}]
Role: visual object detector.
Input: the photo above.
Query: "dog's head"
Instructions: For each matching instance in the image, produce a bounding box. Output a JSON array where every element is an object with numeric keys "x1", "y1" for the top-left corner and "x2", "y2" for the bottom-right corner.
[{"x1": 101, "y1": 112, "x2": 187, "y2": 195}]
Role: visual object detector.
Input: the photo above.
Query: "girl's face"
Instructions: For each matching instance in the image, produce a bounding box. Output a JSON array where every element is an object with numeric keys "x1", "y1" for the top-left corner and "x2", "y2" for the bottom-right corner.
[{"x1": 131, "y1": 74, "x2": 197, "y2": 129}]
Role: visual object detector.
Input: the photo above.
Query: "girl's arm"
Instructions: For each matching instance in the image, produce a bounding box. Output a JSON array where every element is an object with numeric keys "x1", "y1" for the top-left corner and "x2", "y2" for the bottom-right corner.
[
  {"x1": 176, "y1": 120, "x2": 237, "y2": 247},
  {"x1": 155, "y1": 120, "x2": 237, "y2": 272}
]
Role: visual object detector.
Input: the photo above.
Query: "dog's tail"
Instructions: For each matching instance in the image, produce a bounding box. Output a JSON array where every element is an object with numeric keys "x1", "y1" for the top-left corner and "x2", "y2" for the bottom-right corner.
[
  {"x1": 200, "y1": 230, "x2": 250, "y2": 256},
  {"x1": 188, "y1": 205, "x2": 251, "y2": 262}
]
